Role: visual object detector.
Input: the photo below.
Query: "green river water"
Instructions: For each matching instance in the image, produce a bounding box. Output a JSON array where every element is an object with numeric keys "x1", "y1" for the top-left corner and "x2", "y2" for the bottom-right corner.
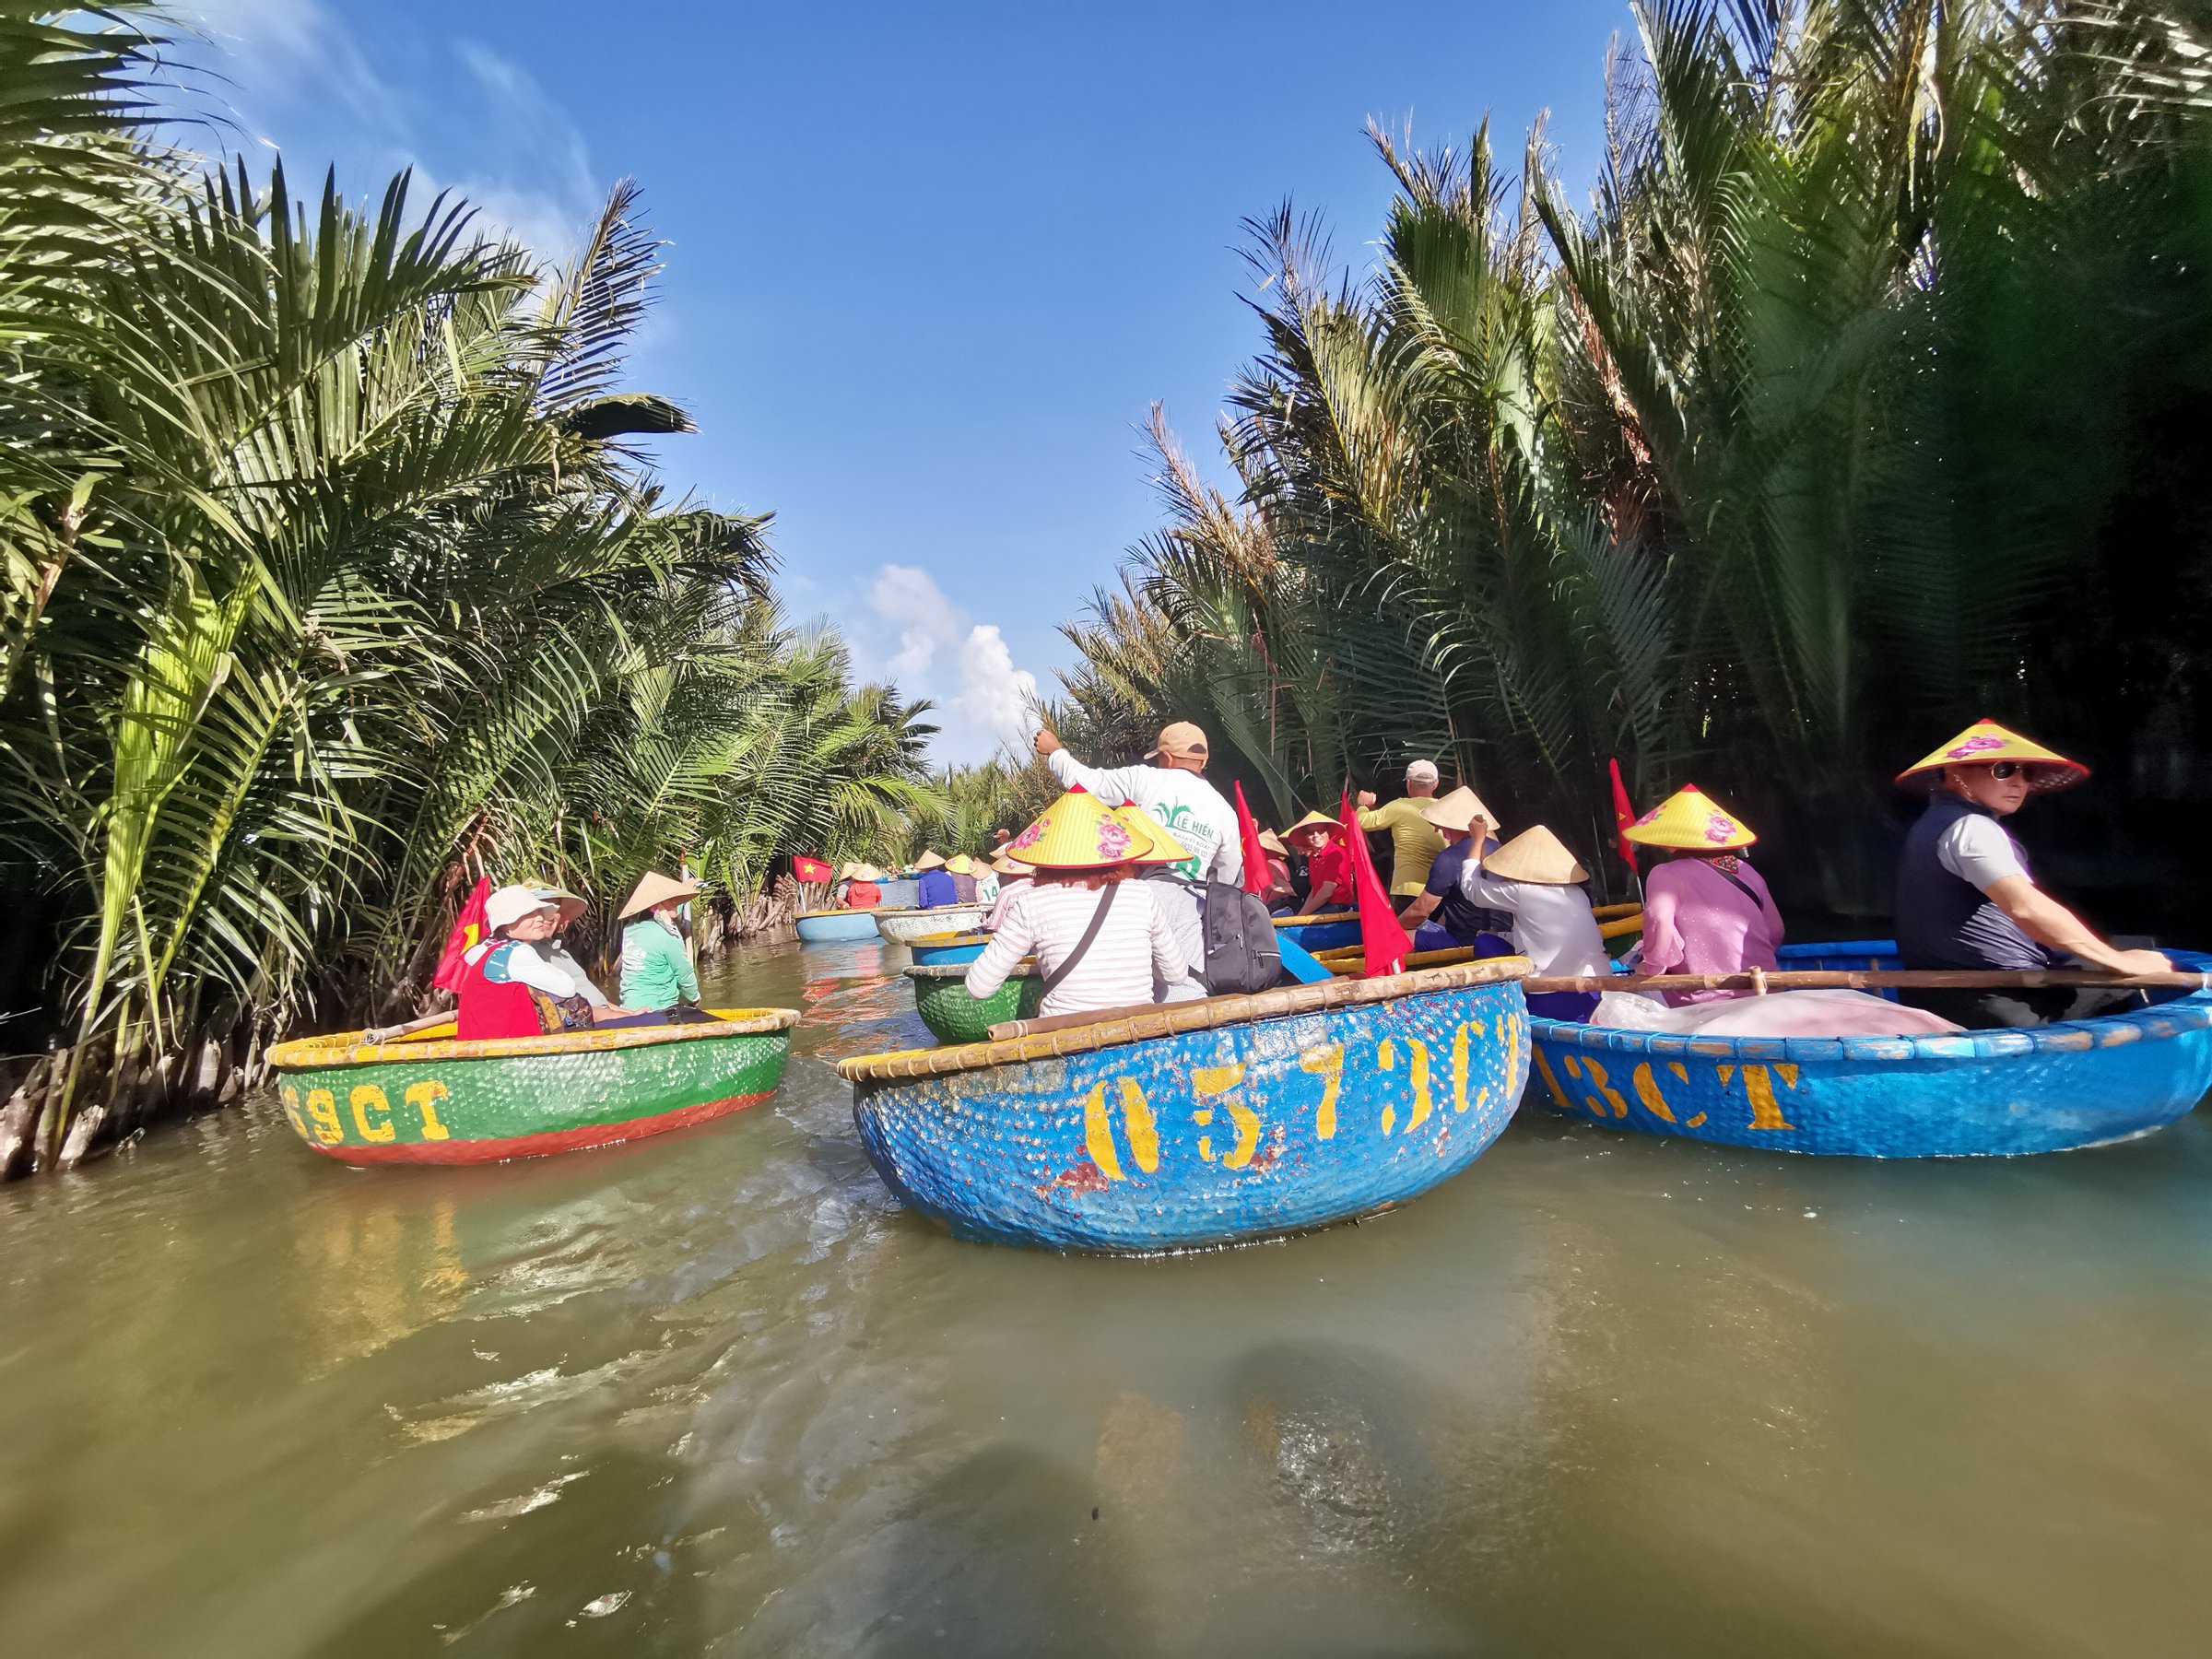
[{"x1": 4, "y1": 936, "x2": 2211, "y2": 1657}]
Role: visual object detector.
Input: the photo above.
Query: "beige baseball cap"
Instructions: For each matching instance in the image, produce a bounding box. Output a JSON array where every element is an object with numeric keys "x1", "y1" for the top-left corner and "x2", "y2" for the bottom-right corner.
[
  {"x1": 1153, "y1": 722, "x2": 1208, "y2": 762},
  {"x1": 1406, "y1": 759, "x2": 1440, "y2": 784}
]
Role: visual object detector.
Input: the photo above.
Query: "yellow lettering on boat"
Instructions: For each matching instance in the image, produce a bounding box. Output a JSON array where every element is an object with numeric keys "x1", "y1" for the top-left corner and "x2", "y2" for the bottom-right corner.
[
  {"x1": 405, "y1": 1079, "x2": 452, "y2": 1141},
  {"x1": 1116, "y1": 1078, "x2": 1160, "y2": 1173},
  {"x1": 1376, "y1": 1038, "x2": 1397, "y2": 1133},
  {"x1": 348, "y1": 1084, "x2": 395, "y2": 1143},
  {"x1": 1668, "y1": 1062, "x2": 1688, "y2": 1083},
  {"x1": 1580, "y1": 1056, "x2": 1630, "y2": 1119},
  {"x1": 1193, "y1": 1064, "x2": 1258, "y2": 1169},
  {"x1": 1630, "y1": 1062, "x2": 1677, "y2": 1123},
  {"x1": 1300, "y1": 1043, "x2": 1344, "y2": 1140},
  {"x1": 1450, "y1": 1022, "x2": 1483, "y2": 1112},
  {"x1": 280, "y1": 1085, "x2": 307, "y2": 1138},
  {"x1": 1191, "y1": 1104, "x2": 1215, "y2": 1162},
  {"x1": 1083, "y1": 1083, "x2": 1125, "y2": 1182},
  {"x1": 1529, "y1": 1045, "x2": 1577, "y2": 1112},
  {"x1": 304, "y1": 1088, "x2": 343, "y2": 1145},
  {"x1": 1741, "y1": 1064, "x2": 1797, "y2": 1132},
  {"x1": 1402, "y1": 1039, "x2": 1434, "y2": 1132}
]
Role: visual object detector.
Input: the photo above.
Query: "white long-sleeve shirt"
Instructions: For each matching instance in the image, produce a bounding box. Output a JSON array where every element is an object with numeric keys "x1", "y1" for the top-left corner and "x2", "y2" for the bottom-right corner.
[
  {"x1": 965, "y1": 880, "x2": 1187, "y2": 1018},
  {"x1": 1045, "y1": 749, "x2": 1243, "y2": 885},
  {"x1": 1456, "y1": 871, "x2": 1612, "y2": 977}
]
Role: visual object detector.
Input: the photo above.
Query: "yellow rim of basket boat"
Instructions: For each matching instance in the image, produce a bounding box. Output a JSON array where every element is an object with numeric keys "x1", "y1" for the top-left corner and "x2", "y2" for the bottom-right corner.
[
  {"x1": 836, "y1": 957, "x2": 1531, "y2": 1082},
  {"x1": 268, "y1": 1006, "x2": 799, "y2": 1070}
]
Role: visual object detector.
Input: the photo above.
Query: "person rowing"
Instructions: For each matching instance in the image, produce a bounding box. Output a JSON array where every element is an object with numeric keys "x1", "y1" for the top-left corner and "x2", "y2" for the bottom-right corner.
[
  {"x1": 964, "y1": 788, "x2": 1188, "y2": 1019},
  {"x1": 456, "y1": 884, "x2": 645, "y2": 1039},
  {"x1": 1395, "y1": 786, "x2": 1501, "y2": 952},
  {"x1": 1892, "y1": 720, "x2": 2170, "y2": 1030},
  {"x1": 1458, "y1": 827, "x2": 1612, "y2": 1022},
  {"x1": 1625, "y1": 785, "x2": 1785, "y2": 1005}
]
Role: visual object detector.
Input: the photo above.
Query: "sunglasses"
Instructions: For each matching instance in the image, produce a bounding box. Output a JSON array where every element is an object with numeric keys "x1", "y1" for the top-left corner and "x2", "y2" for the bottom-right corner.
[{"x1": 1986, "y1": 762, "x2": 2022, "y2": 781}]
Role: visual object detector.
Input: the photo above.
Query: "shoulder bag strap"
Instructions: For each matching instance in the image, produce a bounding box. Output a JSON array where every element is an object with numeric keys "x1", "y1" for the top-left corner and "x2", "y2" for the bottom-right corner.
[
  {"x1": 1041, "y1": 881, "x2": 1120, "y2": 996},
  {"x1": 1711, "y1": 865, "x2": 1763, "y2": 908}
]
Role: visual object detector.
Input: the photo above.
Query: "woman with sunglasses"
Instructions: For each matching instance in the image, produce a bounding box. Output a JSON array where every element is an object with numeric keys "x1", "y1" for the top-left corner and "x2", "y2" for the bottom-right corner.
[{"x1": 1893, "y1": 721, "x2": 2170, "y2": 1029}]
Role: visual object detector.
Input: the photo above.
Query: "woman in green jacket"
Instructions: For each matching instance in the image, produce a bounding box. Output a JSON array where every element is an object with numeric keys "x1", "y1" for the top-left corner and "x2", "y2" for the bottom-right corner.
[{"x1": 618, "y1": 871, "x2": 707, "y2": 1017}]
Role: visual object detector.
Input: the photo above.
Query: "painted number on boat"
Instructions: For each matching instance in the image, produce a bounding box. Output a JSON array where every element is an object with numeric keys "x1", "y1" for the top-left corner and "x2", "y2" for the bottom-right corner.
[
  {"x1": 1080, "y1": 1019, "x2": 1513, "y2": 1183},
  {"x1": 281, "y1": 1080, "x2": 453, "y2": 1146},
  {"x1": 1532, "y1": 1050, "x2": 1799, "y2": 1132}
]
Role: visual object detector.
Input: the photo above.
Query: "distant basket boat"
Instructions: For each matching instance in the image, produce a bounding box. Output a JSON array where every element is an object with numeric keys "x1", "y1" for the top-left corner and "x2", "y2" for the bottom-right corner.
[
  {"x1": 267, "y1": 1008, "x2": 799, "y2": 1166},
  {"x1": 905, "y1": 962, "x2": 1041, "y2": 1043},
  {"x1": 839, "y1": 958, "x2": 1532, "y2": 1253},
  {"x1": 908, "y1": 930, "x2": 993, "y2": 965},
  {"x1": 1273, "y1": 912, "x2": 1360, "y2": 952},
  {"x1": 796, "y1": 908, "x2": 883, "y2": 943},
  {"x1": 877, "y1": 906, "x2": 985, "y2": 946},
  {"x1": 1526, "y1": 941, "x2": 2212, "y2": 1157}
]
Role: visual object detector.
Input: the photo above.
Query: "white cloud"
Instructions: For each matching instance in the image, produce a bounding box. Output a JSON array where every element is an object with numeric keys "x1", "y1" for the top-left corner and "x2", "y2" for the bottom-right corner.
[{"x1": 853, "y1": 565, "x2": 1038, "y2": 765}]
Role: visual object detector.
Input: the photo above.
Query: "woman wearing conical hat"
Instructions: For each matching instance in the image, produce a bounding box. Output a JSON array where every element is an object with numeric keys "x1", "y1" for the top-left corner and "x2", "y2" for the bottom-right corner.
[
  {"x1": 615, "y1": 871, "x2": 721, "y2": 1023},
  {"x1": 1253, "y1": 828, "x2": 1299, "y2": 912},
  {"x1": 964, "y1": 788, "x2": 1191, "y2": 1018},
  {"x1": 1282, "y1": 810, "x2": 1352, "y2": 915},
  {"x1": 1459, "y1": 826, "x2": 1612, "y2": 1022},
  {"x1": 1893, "y1": 719, "x2": 2169, "y2": 1030},
  {"x1": 982, "y1": 850, "x2": 1033, "y2": 931},
  {"x1": 1626, "y1": 785, "x2": 1785, "y2": 1006}
]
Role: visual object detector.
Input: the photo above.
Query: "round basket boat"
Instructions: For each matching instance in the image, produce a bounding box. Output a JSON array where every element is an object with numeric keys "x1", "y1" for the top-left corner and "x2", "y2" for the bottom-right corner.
[
  {"x1": 905, "y1": 962, "x2": 1042, "y2": 1043},
  {"x1": 909, "y1": 930, "x2": 994, "y2": 966},
  {"x1": 1273, "y1": 912, "x2": 1360, "y2": 952},
  {"x1": 839, "y1": 958, "x2": 1532, "y2": 1253},
  {"x1": 796, "y1": 908, "x2": 884, "y2": 943},
  {"x1": 267, "y1": 1008, "x2": 799, "y2": 1166},
  {"x1": 1526, "y1": 943, "x2": 2212, "y2": 1157},
  {"x1": 877, "y1": 906, "x2": 985, "y2": 947}
]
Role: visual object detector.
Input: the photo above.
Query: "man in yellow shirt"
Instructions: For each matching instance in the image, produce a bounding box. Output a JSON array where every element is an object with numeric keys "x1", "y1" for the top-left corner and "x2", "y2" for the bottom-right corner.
[{"x1": 1356, "y1": 759, "x2": 1450, "y2": 897}]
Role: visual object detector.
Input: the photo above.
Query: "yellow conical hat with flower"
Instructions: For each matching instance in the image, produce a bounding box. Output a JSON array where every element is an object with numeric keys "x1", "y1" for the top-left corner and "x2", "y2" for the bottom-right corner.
[
  {"x1": 1896, "y1": 719, "x2": 2088, "y2": 793},
  {"x1": 1109, "y1": 801, "x2": 1189, "y2": 866},
  {"x1": 1006, "y1": 786, "x2": 1159, "y2": 870},
  {"x1": 945, "y1": 853, "x2": 976, "y2": 875},
  {"x1": 1623, "y1": 783, "x2": 1755, "y2": 850}
]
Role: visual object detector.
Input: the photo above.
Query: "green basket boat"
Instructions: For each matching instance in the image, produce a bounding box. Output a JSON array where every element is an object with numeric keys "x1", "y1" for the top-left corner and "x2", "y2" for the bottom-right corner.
[
  {"x1": 266, "y1": 1007, "x2": 799, "y2": 1166},
  {"x1": 905, "y1": 963, "x2": 1042, "y2": 1044}
]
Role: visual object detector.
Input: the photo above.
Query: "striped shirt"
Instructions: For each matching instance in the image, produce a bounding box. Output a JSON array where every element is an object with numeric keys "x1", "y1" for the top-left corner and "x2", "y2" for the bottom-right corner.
[{"x1": 965, "y1": 880, "x2": 1188, "y2": 1017}]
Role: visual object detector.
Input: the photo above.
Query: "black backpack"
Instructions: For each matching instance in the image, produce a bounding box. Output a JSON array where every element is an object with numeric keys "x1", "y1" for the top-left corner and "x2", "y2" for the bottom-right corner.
[{"x1": 1194, "y1": 878, "x2": 1282, "y2": 994}]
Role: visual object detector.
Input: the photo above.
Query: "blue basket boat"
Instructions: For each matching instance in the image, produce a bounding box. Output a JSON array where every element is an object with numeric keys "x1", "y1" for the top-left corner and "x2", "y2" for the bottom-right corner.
[
  {"x1": 1526, "y1": 941, "x2": 2212, "y2": 1157},
  {"x1": 795, "y1": 908, "x2": 884, "y2": 944},
  {"x1": 909, "y1": 930, "x2": 994, "y2": 966},
  {"x1": 837, "y1": 958, "x2": 1532, "y2": 1253},
  {"x1": 1274, "y1": 912, "x2": 1361, "y2": 952}
]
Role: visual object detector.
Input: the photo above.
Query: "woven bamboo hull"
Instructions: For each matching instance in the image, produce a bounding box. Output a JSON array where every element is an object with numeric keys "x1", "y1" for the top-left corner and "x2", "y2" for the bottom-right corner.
[
  {"x1": 907, "y1": 968, "x2": 1043, "y2": 1043},
  {"x1": 1527, "y1": 943, "x2": 2212, "y2": 1157},
  {"x1": 876, "y1": 906, "x2": 985, "y2": 946},
  {"x1": 909, "y1": 931, "x2": 993, "y2": 965},
  {"x1": 267, "y1": 1009, "x2": 797, "y2": 1166},
  {"x1": 848, "y1": 970, "x2": 1529, "y2": 1253},
  {"x1": 1274, "y1": 912, "x2": 1361, "y2": 952},
  {"x1": 797, "y1": 909, "x2": 884, "y2": 943}
]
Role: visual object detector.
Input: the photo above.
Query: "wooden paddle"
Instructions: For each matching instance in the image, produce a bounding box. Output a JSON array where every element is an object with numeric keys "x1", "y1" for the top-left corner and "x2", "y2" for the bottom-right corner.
[
  {"x1": 362, "y1": 1010, "x2": 455, "y2": 1043},
  {"x1": 1523, "y1": 968, "x2": 2211, "y2": 995}
]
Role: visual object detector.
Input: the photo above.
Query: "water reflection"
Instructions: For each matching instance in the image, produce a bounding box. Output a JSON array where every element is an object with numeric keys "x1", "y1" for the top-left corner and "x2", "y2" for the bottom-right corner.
[{"x1": 0, "y1": 937, "x2": 2206, "y2": 1656}]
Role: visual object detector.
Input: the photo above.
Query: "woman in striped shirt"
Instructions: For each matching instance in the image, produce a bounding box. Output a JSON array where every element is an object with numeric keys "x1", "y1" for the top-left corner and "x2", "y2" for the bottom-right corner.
[{"x1": 965, "y1": 788, "x2": 1188, "y2": 1018}]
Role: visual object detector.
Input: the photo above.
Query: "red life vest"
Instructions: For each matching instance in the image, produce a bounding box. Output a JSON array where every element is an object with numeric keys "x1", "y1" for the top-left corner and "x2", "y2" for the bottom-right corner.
[{"x1": 455, "y1": 938, "x2": 549, "y2": 1041}]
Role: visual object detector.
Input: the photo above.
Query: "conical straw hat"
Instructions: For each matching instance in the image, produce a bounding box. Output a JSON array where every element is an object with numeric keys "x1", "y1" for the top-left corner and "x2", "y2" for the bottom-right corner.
[
  {"x1": 620, "y1": 870, "x2": 700, "y2": 918},
  {"x1": 990, "y1": 852, "x2": 1030, "y2": 877},
  {"x1": 1283, "y1": 810, "x2": 1344, "y2": 841},
  {"x1": 1482, "y1": 825, "x2": 1589, "y2": 885},
  {"x1": 835, "y1": 862, "x2": 861, "y2": 882},
  {"x1": 1111, "y1": 802, "x2": 1189, "y2": 865},
  {"x1": 1256, "y1": 829, "x2": 1288, "y2": 856},
  {"x1": 945, "y1": 853, "x2": 975, "y2": 875},
  {"x1": 849, "y1": 863, "x2": 884, "y2": 882},
  {"x1": 914, "y1": 849, "x2": 947, "y2": 871},
  {"x1": 1623, "y1": 783, "x2": 1755, "y2": 850},
  {"x1": 1006, "y1": 787, "x2": 1159, "y2": 870},
  {"x1": 521, "y1": 879, "x2": 587, "y2": 925},
  {"x1": 1419, "y1": 785, "x2": 1496, "y2": 834},
  {"x1": 1895, "y1": 719, "x2": 2088, "y2": 792}
]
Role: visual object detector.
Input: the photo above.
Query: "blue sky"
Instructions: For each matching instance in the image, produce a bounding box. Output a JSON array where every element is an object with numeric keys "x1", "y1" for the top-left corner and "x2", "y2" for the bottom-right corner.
[{"x1": 180, "y1": 0, "x2": 1629, "y2": 762}]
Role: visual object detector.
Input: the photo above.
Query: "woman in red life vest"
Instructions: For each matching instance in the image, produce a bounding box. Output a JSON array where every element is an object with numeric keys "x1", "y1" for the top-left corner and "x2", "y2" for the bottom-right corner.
[{"x1": 455, "y1": 885, "x2": 644, "y2": 1040}]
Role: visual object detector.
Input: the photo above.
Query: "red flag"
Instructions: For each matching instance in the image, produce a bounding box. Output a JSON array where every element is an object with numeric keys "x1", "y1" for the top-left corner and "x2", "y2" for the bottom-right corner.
[
  {"x1": 1338, "y1": 789, "x2": 1409, "y2": 978},
  {"x1": 1608, "y1": 759, "x2": 1640, "y2": 875},
  {"x1": 430, "y1": 876, "x2": 491, "y2": 993},
  {"x1": 794, "y1": 853, "x2": 832, "y2": 884},
  {"x1": 1232, "y1": 782, "x2": 1270, "y2": 897}
]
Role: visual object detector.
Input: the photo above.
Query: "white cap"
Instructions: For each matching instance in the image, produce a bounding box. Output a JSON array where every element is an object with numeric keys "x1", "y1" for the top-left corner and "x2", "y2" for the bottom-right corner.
[
  {"x1": 485, "y1": 884, "x2": 555, "y2": 930},
  {"x1": 1406, "y1": 759, "x2": 1440, "y2": 783}
]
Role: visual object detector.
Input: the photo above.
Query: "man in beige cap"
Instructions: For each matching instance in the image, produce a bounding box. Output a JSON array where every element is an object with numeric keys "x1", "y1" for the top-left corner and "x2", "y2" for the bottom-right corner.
[
  {"x1": 1034, "y1": 720, "x2": 1242, "y2": 997},
  {"x1": 1356, "y1": 759, "x2": 1449, "y2": 897}
]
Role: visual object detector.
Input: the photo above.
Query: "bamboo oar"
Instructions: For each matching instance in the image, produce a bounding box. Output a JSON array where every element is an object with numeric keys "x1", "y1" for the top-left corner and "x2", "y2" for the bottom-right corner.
[
  {"x1": 362, "y1": 1010, "x2": 455, "y2": 1043},
  {"x1": 1523, "y1": 968, "x2": 2211, "y2": 995}
]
